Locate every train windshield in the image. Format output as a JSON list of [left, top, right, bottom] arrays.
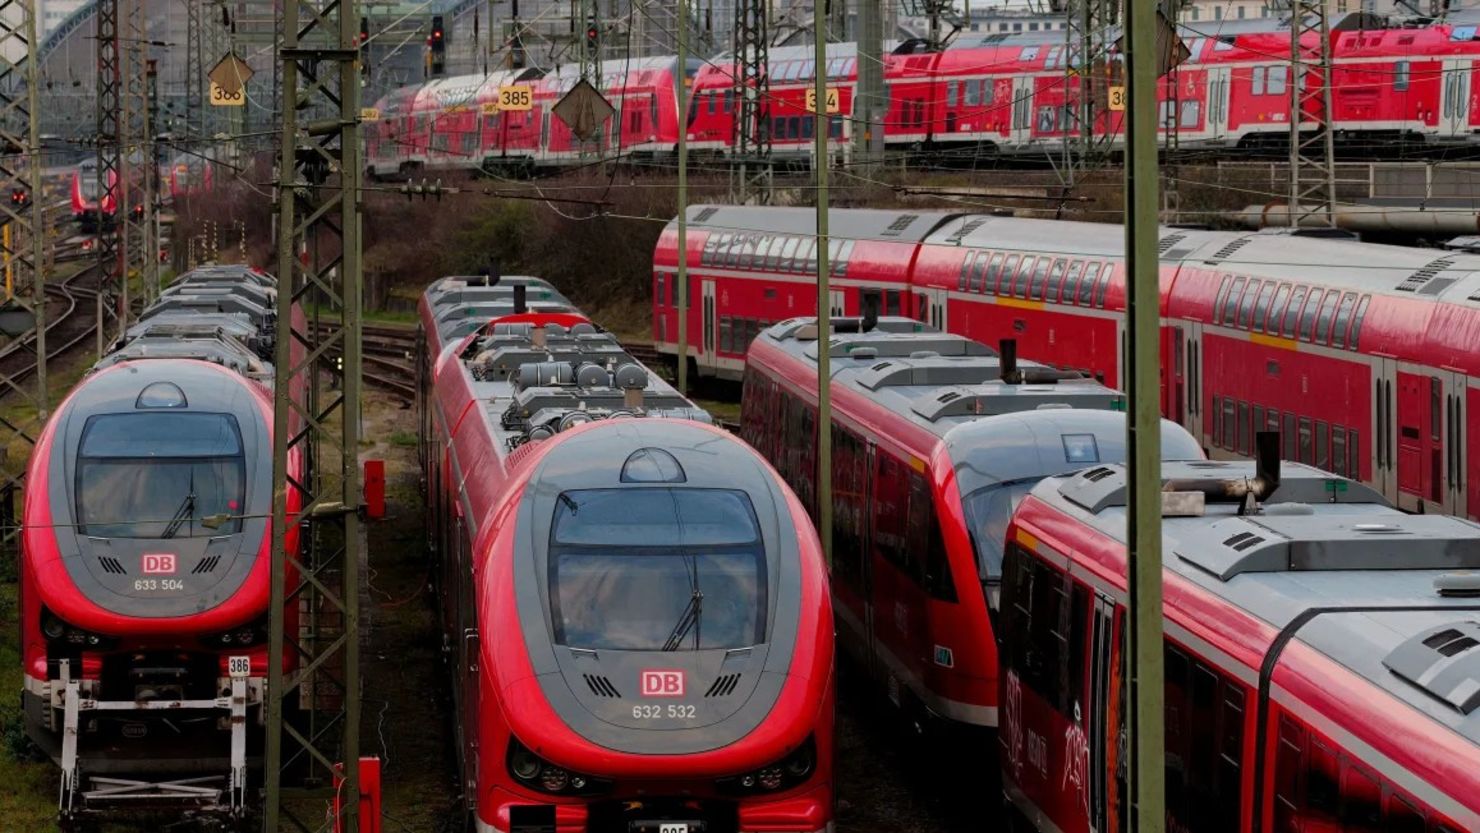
[[75, 413, 245, 538], [78, 170, 99, 200], [961, 479, 1037, 589], [549, 488, 767, 651]]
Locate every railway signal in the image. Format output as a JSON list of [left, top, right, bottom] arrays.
[[584, 19, 599, 57], [429, 14, 445, 76]]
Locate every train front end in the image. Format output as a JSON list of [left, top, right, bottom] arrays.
[[19, 358, 288, 818], [475, 419, 834, 833]]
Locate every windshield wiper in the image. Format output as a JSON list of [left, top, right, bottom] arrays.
[[160, 491, 196, 540], [662, 588, 703, 652]]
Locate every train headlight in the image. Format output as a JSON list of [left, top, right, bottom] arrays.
[[717, 736, 817, 795], [41, 611, 65, 639], [39, 608, 114, 649], [505, 738, 610, 796]]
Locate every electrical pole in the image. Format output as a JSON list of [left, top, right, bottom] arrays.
[[730, 0, 772, 204], [1289, 0, 1336, 227], [677, 0, 690, 396], [1124, 3, 1165, 833], [144, 58, 159, 301], [0, 0, 49, 552], [122, 0, 148, 307], [95, 0, 125, 354], [813, 5, 832, 566], [265, 0, 364, 826], [854, 0, 884, 170], [186, 0, 204, 139], [1063, 0, 1116, 179]]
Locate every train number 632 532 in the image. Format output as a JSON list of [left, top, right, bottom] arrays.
[[631, 704, 697, 720]]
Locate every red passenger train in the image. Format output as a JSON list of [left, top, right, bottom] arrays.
[[1000, 441, 1480, 833], [368, 14, 1480, 176], [655, 205, 1480, 522], [19, 264, 303, 824], [418, 291, 834, 832], [740, 316, 1201, 738]]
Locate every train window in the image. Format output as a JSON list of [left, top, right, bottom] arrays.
[[1000, 255, 1021, 296], [801, 117, 814, 139], [1062, 261, 1085, 304], [1236, 280, 1261, 329], [985, 253, 1006, 294], [1222, 399, 1236, 450], [1165, 647, 1192, 822], [1252, 282, 1277, 331], [1332, 427, 1347, 477], [724, 89, 734, 112], [798, 239, 816, 273], [1046, 259, 1068, 302], [1284, 413, 1298, 460], [1222, 277, 1247, 325], [656, 273, 665, 307], [1238, 401, 1251, 455], [981, 79, 995, 104], [1348, 295, 1370, 349], [947, 81, 959, 108], [1213, 275, 1234, 321], [965, 78, 982, 106], [1387, 796, 1425, 833], [1254, 405, 1265, 438], [1212, 395, 1222, 446], [969, 254, 990, 293], [707, 91, 716, 115], [961, 480, 1035, 585], [1330, 292, 1358, 348], [873, 453, 912, 577], [1080, 263, 1101, 305], [1268, 65, 1289, 96], [1299, 289, 1324, 341], [1267, 284, 1292, 333], [1432, 377, 1442, 440], [836, 240, 855, 277], [1094, 267, 1111, 307], [1029, 258, 1051, 299], [1395, 60, 1410, 92], [780, 237, 801, 271], [1274, 717, 1305, 833], [886, 290, 902, 315], [958, 253, 974, 291], [549, 488, 766, 651], [1341, 766, 1383, 832], [1299, 417, 1314, 464], [1265, 408, 1281, 434], [1316, 421, 1329, 469], [831, 428, 867, 591], [1308, 740, 1340, 822], [1180, 100, 1201, 129], [720, 316, 733, 353], [908, 473, 956, 602], [75, 412, 247, 538], [1215, 682, 1245, 833], [1251, 66, 1266, 96], [1314, 292, 1341, 343], [1013, 257, 1036, 298]]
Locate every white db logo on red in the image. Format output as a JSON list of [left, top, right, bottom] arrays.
[[640, 670, 685, 698], [142, 554, 176, 574]]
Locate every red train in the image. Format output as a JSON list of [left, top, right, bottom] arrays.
[[417, 284, 835, 832], [70, 157, 148, 231], [19, 264, 303, 824], [655, 205, 1480, 522], [740, 316, 1201, 739], [368, 15, 1480, 176], [1000, 439, 1480, 833]]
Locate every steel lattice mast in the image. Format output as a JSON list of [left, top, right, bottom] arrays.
[[0, 0, 49, 549], [264, 0, 364, 823], [1288, 0, 1336, 227], [1062, 0, 1117, 179], [729, 0, 771, 204], [121, 0, 149, 302], [95, 0, 125, 353], [185, 0, 204, 139]]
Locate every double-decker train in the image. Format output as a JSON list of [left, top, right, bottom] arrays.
[[1000, 439, 1480, 833], [654, 204, 1480, 523], [741, 316, 1202, 739], [19, 264, 303, 825], [367, 13, 1480, 177], [417, 282, 835, 832]]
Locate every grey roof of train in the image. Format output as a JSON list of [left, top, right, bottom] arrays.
[[1033, 460, 1480, 743], [683, 204, 963, 244]]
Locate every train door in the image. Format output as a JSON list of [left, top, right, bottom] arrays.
[[1183, 323, 1204, 447], [1442, 370, 1468, 516], [862, 441, 879, 678], [1205, 66, 1230, 143], [1373, 358, 1398, 505], [1443, 59, 1473, 139], [1011, 77, 1034, 146], [1087, 593, 1117, 833], [1394, 366, 1440, 512], [920, 287, 948, 330], [870, 449, 913, 706], [830, 288, 846, 318], [701, 279, 717, 364]]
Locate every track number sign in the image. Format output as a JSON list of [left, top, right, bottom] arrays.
[[209, 81, 245, 107], [498, 85, 533, 111], [805, 87, 842, 115], [228, 656, 251, 678], [1108, 86, 1126, 112]]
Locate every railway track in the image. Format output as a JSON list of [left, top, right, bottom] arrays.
[[0, 242, 102, 397]]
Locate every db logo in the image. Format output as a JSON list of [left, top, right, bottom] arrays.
[[640, 670, 685, 698], [142, 554, 176, 574]]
